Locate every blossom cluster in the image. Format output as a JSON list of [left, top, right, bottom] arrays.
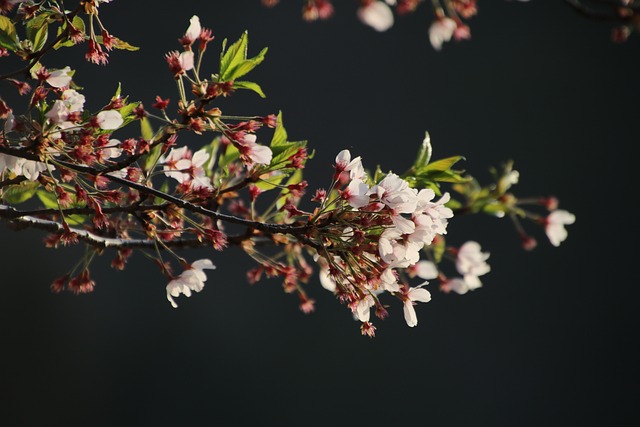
[[0, 2, 575, 337]]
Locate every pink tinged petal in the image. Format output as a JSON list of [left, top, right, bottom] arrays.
[[358, 1, 394, 32], [46, 66, 72, 88], [356, 297, 373, 322], [380, 268, 399, 292], [191, 149, 210, 168], [408, 287, 432, 303], [415, 261, 438, 280], [96, 110, 123, 130], [185, 15, 201, 41], [192, 259, 216, 270], [403, 301, 418, 327], [335, 149, 351, 166], [393, 214, 416, 234], [250, 144, 273, 165], [179, 51, 194, 71], [46, 100, 70, 125]]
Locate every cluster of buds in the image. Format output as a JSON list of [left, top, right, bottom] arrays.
[[1, 3, 575, 337]]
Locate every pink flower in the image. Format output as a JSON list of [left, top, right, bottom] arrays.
[[237, 134, 273, 165]]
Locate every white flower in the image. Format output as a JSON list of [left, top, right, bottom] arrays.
[[355, 295, 376, 322], [369, 172, 418, 213], [344, 179, 370, 209], [319, 266, 337, 292], [429, 17, 457, 51], [166, 259, 216, 308], [411, 260, 439, 280], [45, 100, 70, 126], [185, 15, 201, 42], [99, 139, 123, 161], [455, 241, 490, 291], [21, 160, 51, 181], [545, 209, 576, 247], [357, 1, 394, 32], [403, 284, 432, 327], [335, 149, 366, 181], [46, 66, 73, 88], [62, 89, 85, 113], [96, 110, 123, 130], [0, 153, 24, 175]]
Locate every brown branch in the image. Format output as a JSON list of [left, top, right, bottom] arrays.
[[1, 204, 284, 250]]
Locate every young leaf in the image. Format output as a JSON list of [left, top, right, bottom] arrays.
[[26, 14, 49, 52], [219, 31, 249, 81], [412, 131, 433, 171], [2, 181, 39, 204], [270, 111, 288, 148], [0, 15, 18, 50], [233, 81, 266, 98]]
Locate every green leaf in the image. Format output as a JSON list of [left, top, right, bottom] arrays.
[[36, 188, 57, 209], [412, 131, 433, 171], [112, 37, 139, 51], [140, 116, 154, 141], [0, 15, 18, 50], [224, 47, 268, 81], [421, 156, 465, 173], [233, 80, 266, 98], [270, 111, 288, 148], [219, 31, 249, 81], [2, 181, 39, 204], [26, 14, 49, 52], [270, 141, 306, 166], [255, 171, 287, 191]]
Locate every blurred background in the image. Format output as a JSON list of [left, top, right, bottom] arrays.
[[1, 1, 638, 425]]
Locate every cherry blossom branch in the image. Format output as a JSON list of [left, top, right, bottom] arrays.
[[0, 203, 278, 249], [0, 4, 84, 81], [0, 146, 312, 237]]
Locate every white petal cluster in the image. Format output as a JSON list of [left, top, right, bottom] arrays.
[[166, 259, 216, 308], [160, 147, 214, 190], [429, 18, 457, 51], [545, 210, 576, 247], [322, 149, 456, 328]]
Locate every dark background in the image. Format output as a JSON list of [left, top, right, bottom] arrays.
[[1, 1, 638, 426]]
